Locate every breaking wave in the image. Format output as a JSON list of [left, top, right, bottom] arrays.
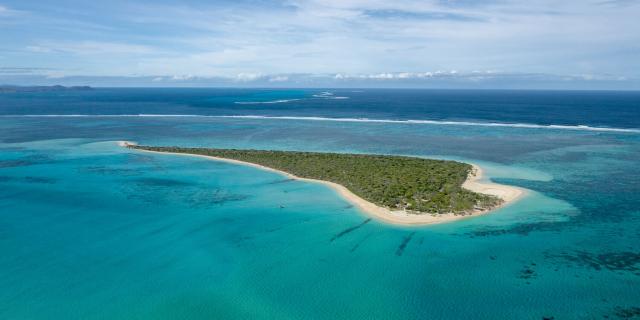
[[312, 92, 349, 99], [2, 114, 639, 133], [234, 99, 301, 104]]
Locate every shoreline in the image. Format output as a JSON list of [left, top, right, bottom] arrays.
[[118, 141, 526, 226]]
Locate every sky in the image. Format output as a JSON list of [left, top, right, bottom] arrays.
[[1, 0, 639, 89]]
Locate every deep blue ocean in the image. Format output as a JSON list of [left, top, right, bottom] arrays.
[[1, 88, 639, 319]]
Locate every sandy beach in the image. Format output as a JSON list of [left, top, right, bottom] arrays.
[[119, 141, 525, 225]]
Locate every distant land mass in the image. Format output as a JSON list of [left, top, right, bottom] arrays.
[[0, 85, 92, 93]]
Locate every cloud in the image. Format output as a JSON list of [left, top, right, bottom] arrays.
[[332, 70, 468, 80], [123, 0, 638, 77], [26, 41, 157, 55], [269, 75, 289, 82], [1, 71, 637, 90], [0, 0, 638, 85], [171, 74, 195, 81], [362, 9, 484, 22], [596, 0, 640, 7], [0, 5, 12, 15], [0, 4, 24, 18], [235, 73, 263, 81], [0, 67, 53, 75], [25, 46, 53, 53]]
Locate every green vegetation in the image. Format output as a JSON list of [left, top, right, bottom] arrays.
[[130, 145, 502, 215]]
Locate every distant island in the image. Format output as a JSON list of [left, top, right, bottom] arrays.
[[123, 142, 524, 224], [0, 85, 93, 93]]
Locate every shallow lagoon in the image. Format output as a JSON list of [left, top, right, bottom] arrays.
[[1, 89, 639, 319]]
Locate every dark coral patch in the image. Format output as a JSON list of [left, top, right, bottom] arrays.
[[546, 250, 640, 272], [330, 218, 371, 242], [395, 232, 416, 256], [135, 177, 195, 187]]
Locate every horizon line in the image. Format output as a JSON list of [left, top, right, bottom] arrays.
[[2, 84, 640, 92]]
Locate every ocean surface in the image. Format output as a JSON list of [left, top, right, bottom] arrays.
[[0, 88, 639, 319]]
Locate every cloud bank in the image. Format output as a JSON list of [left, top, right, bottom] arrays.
[[2, 71, 637, 90], [0, 0, 638, 88]]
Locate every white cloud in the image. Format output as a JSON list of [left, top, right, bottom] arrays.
[[331, 71, 475, 80], [0, 4, 29, 18], [0, 5, 12, 15], [2, 71, 637, 89], [26, 46, 52, 53], [5, 1, 638, 80], [235, 73, 263, 81], [269, 75, 289, 82], [127, 0, 638, 77], [27, 41, 157, 55], [171, 74, 195, 81], [0, 4, 21, 17]]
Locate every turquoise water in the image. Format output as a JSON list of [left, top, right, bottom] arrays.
[[1, 89, 640, 319]]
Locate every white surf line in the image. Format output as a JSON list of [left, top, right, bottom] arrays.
[[234, 99, 302, 104], [2, 114, 639, 133]]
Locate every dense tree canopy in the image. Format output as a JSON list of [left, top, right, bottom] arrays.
[[131, 145, 502, 215]]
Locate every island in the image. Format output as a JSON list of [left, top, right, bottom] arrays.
[[122, 142, 524, 225]]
